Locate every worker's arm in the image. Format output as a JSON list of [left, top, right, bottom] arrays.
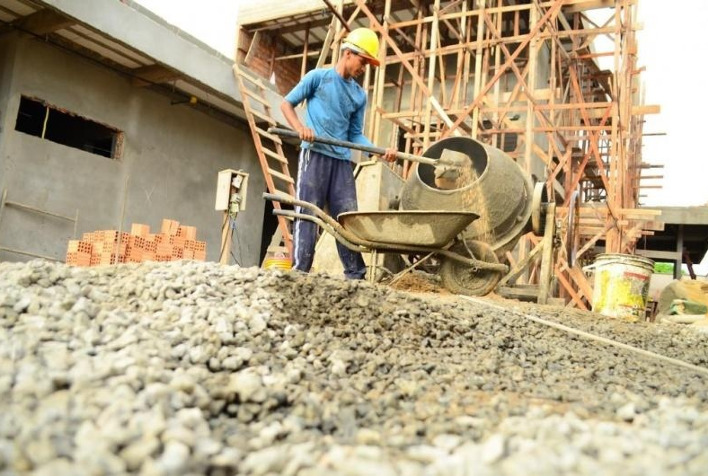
[[280, 100, 314, 143]]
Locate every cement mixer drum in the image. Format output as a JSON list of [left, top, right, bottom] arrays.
[[399, 137, 534, 257]]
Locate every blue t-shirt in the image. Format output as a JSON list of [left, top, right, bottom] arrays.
[[284, 68, 375, 161]]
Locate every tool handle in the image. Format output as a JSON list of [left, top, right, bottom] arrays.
[[268, 127, 439, 166]]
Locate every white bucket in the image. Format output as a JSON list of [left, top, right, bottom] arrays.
[[591, 253, 654, 322]]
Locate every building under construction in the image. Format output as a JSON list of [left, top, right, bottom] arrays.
[[234, 0, 667, 308]]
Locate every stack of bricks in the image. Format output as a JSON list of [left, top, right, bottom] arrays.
[[65, 219, 206, 267]]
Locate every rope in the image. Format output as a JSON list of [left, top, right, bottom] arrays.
[[460, 296, 708, 378]]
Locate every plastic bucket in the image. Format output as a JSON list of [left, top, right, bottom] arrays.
[[591, 253, 654, 322], [262, 246, 292, 271], [263, 257, 292, 270]]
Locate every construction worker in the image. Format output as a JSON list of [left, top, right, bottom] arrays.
[[281, 27, 397, 279]]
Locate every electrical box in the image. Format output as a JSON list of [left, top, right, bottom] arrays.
[[215, 169, 249, 213]]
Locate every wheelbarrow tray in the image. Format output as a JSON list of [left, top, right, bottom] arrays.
[[337, 210, 479, 247]]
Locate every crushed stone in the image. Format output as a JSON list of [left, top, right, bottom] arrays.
[[1, 259, 707, 475]]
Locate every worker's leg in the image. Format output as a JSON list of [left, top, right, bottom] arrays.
[[328, 159, 367, 280], [293, 149, 330, 272]]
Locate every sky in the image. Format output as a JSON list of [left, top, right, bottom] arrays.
[[634, 0, 708, 207], [134, 0, 708, 208], [135, 0, 239, 58]]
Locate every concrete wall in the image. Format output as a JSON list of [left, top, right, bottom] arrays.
[[0, 34, 266, 266]]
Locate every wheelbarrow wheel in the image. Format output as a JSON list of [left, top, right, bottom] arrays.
[[440, 240, 501, 296]]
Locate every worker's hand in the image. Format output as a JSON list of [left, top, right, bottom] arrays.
[[381, 147, 398, 163], [297, 127, 315, 143]]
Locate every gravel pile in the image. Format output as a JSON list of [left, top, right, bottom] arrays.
[[1, 259, 707, 475]]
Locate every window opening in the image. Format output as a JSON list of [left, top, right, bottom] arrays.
[[15, 96, 122, 159]]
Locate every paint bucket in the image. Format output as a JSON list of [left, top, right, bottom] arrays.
[[262, 246, 292, 271], [263, 257, 292, 270], [591, 253, 654, 322]]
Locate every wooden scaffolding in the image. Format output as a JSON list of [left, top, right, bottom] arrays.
[[235, 0, 662, 308]]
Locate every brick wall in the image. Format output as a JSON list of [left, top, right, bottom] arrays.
[[237, 29, 305, 95]]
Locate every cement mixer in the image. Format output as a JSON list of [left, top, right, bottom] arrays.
[[397, 136, 538, 295]]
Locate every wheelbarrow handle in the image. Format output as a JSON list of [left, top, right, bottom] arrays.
[[268, 127, 441, 166]]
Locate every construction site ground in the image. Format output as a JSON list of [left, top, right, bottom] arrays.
[[1, 259, 707, 475]]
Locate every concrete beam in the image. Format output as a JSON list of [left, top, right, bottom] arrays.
[[35, 0, 238, 98], [16, 8, 75, 35], [131, 64, 181, 87], [655, 207, 708, 226], [31, 0, 293, 127], [635, 249, 680, 261]]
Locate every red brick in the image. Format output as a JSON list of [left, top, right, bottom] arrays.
[[72, 253, 90, 267], [78, 242, 93, 254], [155, 234, 175, 245], [177, 225, 197, 241], [173, 236, 186, 249], [67, 240, 80, 253], [93, 241, 108, 254], [102, 230, 118, 242], [99, 253, 116, 265], [130, 223, 150, 237], [160, 219, 180, 236]]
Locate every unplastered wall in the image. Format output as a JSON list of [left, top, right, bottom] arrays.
[[0, 34, 265, 266], [237, 28, 302, 95]]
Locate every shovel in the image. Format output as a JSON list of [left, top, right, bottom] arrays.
[[267, 127, 469, 171]]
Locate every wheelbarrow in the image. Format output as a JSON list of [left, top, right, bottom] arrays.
[[263, 192, 509, 296]]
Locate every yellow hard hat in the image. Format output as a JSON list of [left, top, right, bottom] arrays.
[[342, 27, 380, 66]]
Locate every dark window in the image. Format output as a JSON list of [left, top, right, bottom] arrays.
[[15, 96, 121, 159], [502, 133, 518, 153], [480, 119, 518, 153], [15, 96, 45, 136]]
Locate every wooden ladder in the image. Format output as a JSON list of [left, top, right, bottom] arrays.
[[233, 66, 296, 256]]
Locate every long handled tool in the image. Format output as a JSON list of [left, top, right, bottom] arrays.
[[268, 127, 465, 168]]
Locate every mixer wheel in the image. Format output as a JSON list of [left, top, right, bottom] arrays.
[[440, 240, 501, 296]]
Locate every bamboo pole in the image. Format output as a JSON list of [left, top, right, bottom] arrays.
[[606, 2, 622, 252], [492, 0, 502, 149], [471, 2, 486, 139], [370, 0, 391, 145], [423, 0, 440, 149], [301, 25, 310, 78]]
